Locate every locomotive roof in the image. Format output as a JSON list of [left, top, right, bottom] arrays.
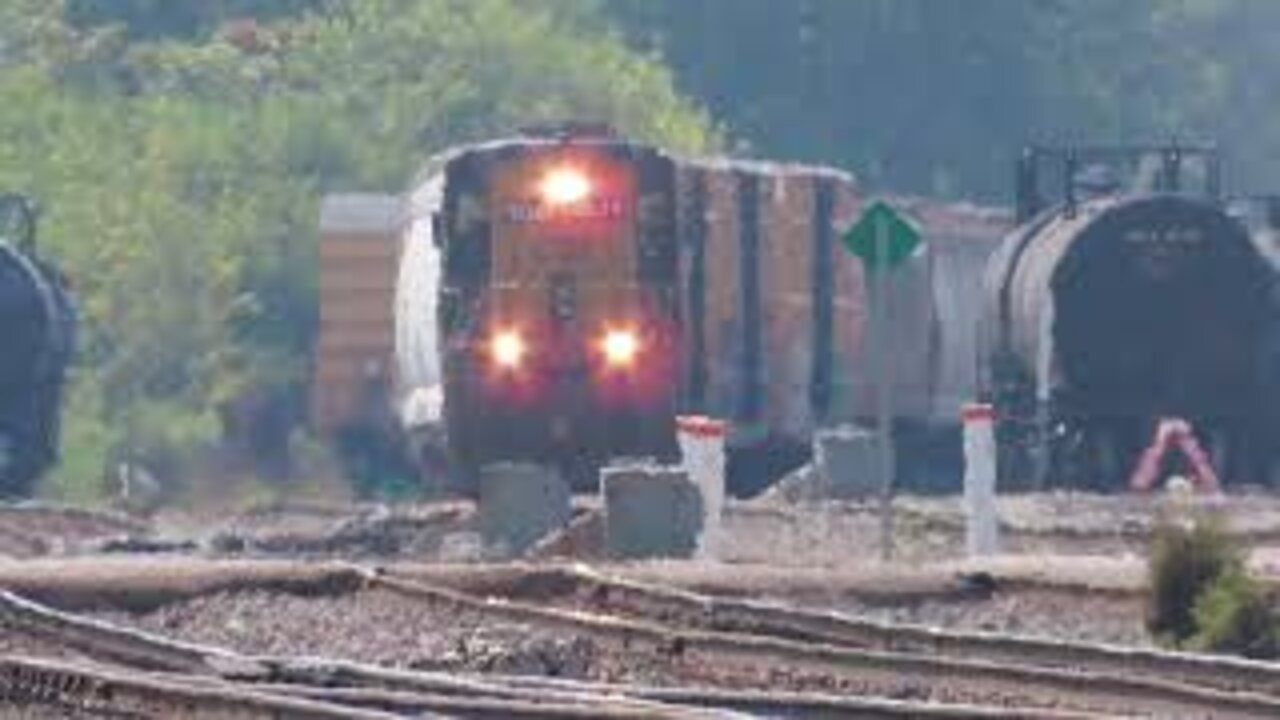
[[407, 135, 856, 194], [678, 154, 855, 183]]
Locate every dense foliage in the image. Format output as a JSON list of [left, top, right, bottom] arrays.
[[606, 0, 1280, 198], [0, 0, 714, 500], [2, 0, 1277, 500]]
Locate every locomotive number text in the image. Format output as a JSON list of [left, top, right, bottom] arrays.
[[505, 198, 626, 224]]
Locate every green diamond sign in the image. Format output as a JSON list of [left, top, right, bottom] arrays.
[[841, 200, 922, 270]]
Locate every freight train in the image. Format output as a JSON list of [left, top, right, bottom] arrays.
[[981, 145, 1280, 489], [313, 125, 947, 495], [313, 134, 1277, 496], [0, 194, 75, 497]]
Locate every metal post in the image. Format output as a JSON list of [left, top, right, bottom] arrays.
[[873, 213, 895, 562]]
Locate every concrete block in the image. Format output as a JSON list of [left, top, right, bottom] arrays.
[[813, 425, 883, 499], [477, 463, 572, 556], [602, 463, 703, 560]]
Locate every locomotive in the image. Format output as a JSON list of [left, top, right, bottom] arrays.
[[360, 125, 942, 494], [0, 194, 75, 497], [981, 145, 1279, 489], [409, 126, 682, 488]]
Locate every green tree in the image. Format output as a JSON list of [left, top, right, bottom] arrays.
[[0, 0, 716, 501], [605, 0, 1280, 198]]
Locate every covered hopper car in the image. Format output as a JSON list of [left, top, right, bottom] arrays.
[[981, 145, 1280, 489]]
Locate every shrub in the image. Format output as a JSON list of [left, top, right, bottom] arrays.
[[1146, 515, 1245, 645], [1190, 570, 1280, 660]]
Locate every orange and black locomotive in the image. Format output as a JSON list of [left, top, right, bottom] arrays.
[[427, 126, 681, 486]]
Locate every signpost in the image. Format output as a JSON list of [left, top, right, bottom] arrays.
[[841, 200, 923, 561]]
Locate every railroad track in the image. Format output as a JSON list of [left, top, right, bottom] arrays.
[[0, 655, 395, 719], [0, 587, 1089, 718], [4, 561, 1280, 717], [431, 563, 1280, 697], [0, 503, 144, 558], [364, 570, 1280, 718]]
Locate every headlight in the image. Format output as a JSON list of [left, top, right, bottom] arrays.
[[490, 330, 526, 369], [540, 167, 591, 205], [601, 328, 640, 368]]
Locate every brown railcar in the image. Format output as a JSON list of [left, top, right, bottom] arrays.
[[312, 194, 402, 437]]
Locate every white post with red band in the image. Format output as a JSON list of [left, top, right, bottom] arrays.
[[962, 403, 999, 556], [677, 415, 727, 559]]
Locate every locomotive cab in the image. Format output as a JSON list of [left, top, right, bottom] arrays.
[[432, 133, 681, 490]]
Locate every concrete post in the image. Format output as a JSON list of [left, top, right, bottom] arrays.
[[677, 416, 727, 558], [963, 403, 999, 556]]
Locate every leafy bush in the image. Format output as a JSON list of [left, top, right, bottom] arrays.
[[1190, 569, 1280, 660], [1147, 515, 1245, 645], [1147, 514, 1280, 659]]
